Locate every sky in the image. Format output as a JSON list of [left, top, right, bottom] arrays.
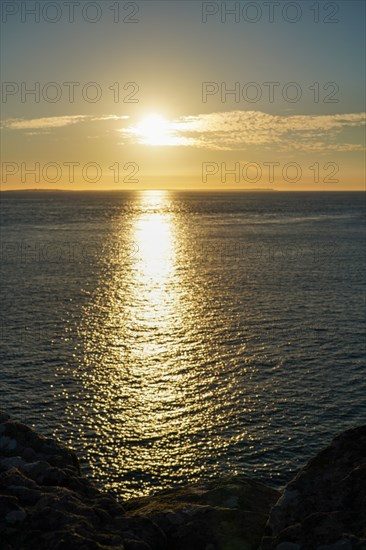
[[1, 0, 365, 190]]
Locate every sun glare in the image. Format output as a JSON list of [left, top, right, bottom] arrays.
[[136, 114, 171, 146], [122, 113, 190, 147]]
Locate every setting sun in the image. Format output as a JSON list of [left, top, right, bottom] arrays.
[[135, 114, 171, 146], [121, 113, 191, 148]]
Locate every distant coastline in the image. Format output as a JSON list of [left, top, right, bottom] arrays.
[[1, 187, 277, 193], [1, 188, 365, 193]]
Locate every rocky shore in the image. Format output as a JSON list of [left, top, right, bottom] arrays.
[[0, 411, 365, 550]]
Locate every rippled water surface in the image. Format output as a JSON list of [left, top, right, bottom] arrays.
[[1, 191, 365, 498]]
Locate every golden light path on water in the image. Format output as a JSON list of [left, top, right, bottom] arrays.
[[69, 190, 253, 497], [119, 190, 186, 441]]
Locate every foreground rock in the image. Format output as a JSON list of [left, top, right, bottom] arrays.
[[0, 411, 166, 549], [0, 411, 278, 549], [126, 476, 279, 550], [1, 410, 365, 550], [260, 426, 366, 550]]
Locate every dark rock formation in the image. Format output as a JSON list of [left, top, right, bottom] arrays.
[[0, 411, 166, 550], [0, 411, 278, 549], [126, 476, 279, 550], [1, 410, 364, 550], [260, 426, 366, 550]]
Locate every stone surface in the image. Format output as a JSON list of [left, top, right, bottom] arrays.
[[1, 411, 364, 550], [0, 411, 278, 550], [260, 426, 366, 550], [125, 476, 279, 550], [0, 412, 166, 550]]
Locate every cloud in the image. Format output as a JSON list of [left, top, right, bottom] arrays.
[[3, 111, 364, 153], [3, 115, 88, 130], [1, 114, 129, 130], [120, 110, 366, 152], [25, 131, 52, 136]]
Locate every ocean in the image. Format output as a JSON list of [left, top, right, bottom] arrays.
[[0, 191, 365, 498]]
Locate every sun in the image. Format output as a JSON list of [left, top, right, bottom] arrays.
[[121, 112, 190, 147], [136, 114, 171, 146]]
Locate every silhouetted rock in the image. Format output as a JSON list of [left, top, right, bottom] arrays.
[[0, 412, 278, 549], [0, 412, 166, 550], [260, 426, 366, 550], [1, 411, 364, 550], [125, 476, 279, 549]]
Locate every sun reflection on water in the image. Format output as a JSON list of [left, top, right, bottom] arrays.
[[71, 190, 242, 497], [131, 190, 177, 326]]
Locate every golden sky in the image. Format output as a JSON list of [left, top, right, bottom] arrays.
[[1, 1, 365, 191]]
